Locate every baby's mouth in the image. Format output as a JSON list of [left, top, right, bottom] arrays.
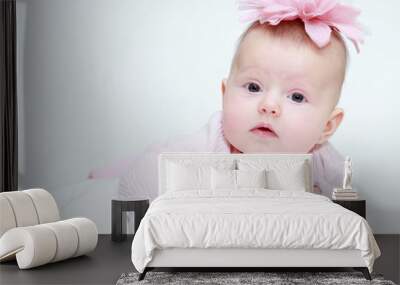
[[250, 123, 278, 139]]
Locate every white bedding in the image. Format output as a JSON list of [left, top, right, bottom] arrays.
[[131, 190, 380, 273]]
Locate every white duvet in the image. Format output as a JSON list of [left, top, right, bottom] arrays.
[[131, 190, 380, 273]]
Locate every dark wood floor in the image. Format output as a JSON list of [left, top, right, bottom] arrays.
[[0, 235, 398, 285], [374, 234, 400, 284]]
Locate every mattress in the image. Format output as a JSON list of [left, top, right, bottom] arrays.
[[131, 189, 380, 273]]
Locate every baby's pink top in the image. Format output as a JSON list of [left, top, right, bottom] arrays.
[[89, 111, 344, 201]]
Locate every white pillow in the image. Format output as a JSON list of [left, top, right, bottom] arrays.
[[211, 168, 268, 190], [238, 159, 309, 191], [267, 162, 307, 191], [166, 162, 211, 191], [211, 168, 236, 190], [236, 169, 268, 189]]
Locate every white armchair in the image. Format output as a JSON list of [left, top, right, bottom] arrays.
[[0, 188, 98, 269]]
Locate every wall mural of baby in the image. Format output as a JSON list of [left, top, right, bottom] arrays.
[[88, 0, 364, 201]]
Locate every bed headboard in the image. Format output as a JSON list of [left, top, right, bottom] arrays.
[[158, 152, 313, 194]]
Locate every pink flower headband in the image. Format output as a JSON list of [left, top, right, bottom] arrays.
[[238, 0, 365, 52]]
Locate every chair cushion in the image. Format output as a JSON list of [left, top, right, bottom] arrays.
[[0, 189, 60, 237], [0, 218, 98, 269], [24, 189, 60, 223], [0, 196, 16, 237]]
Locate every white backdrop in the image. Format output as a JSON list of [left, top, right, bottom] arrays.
[[16, 0, 400, 233]]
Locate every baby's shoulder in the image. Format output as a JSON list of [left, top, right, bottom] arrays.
[[312, 142, 342, 159]]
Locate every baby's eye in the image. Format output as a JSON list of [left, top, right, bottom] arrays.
[[288, 92, 307, 103], [246, 82, 261, 93]]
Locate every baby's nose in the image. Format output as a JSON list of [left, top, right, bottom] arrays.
[[258, 102, 281, 117]]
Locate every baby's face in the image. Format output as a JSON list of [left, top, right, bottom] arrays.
[[222, 28, 345, 153]]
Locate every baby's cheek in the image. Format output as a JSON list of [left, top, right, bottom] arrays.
[[222, 107, 249, 148], [283, 118, 323, 151], [223, 98, 245, 127], [223, 112, 242, 137]]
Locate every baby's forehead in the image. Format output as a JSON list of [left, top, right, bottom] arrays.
[[232, 26, 347, 86], [233, 24, 347, 72]]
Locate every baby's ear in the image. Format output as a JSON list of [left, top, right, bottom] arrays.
[[221, 78, 227, 96], [317, 108, 344, 145]]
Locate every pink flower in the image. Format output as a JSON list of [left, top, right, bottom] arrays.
[[238, 0, 364, 52]]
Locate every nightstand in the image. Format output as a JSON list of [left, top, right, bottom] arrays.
[[111, 199, 149, 241], [332, 199, 366, 219]]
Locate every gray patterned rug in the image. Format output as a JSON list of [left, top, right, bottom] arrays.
[[116, 271, 396, 285]]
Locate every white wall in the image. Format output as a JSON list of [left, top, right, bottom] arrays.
[[16, 0, 400, 233]]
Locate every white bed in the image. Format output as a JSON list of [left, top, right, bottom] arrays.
[[131, 153, 381, 280]]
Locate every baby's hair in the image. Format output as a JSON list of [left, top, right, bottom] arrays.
[[229, 19, 349, 80]]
